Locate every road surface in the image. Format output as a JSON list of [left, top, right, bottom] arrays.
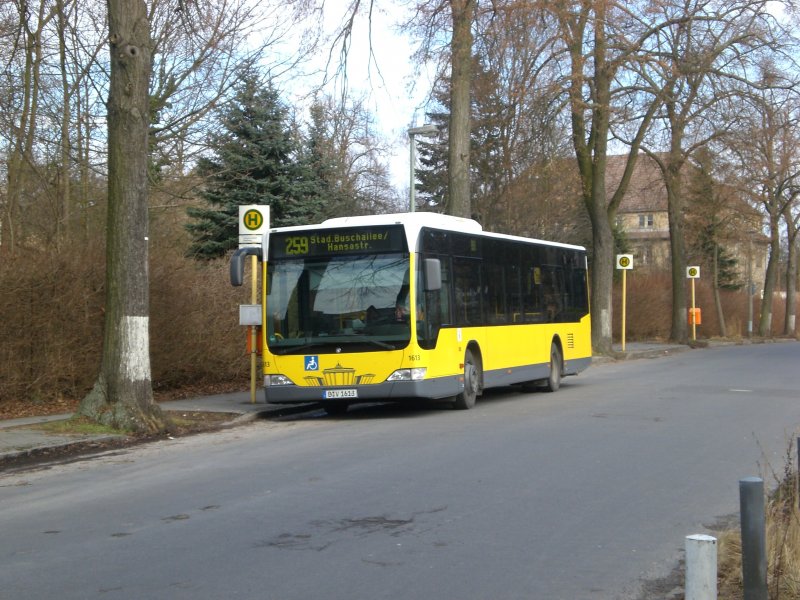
[[1, 342, 798, 599]]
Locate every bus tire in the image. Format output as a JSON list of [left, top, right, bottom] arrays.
[[544, 341, 562, 393], [453, 349, 480, 410]]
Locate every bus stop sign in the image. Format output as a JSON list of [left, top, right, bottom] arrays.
[[239, 205, 269, 248], [616, 254, 633, 270]]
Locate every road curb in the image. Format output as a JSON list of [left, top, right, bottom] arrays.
[[0, 403, 324, 468]]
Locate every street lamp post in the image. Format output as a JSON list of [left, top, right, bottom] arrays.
[[408, 124, 439, 212]]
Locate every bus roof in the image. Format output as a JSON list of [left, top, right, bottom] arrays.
[[268, 212, 585, 252]]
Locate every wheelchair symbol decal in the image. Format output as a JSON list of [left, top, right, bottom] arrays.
[[304, 356, 319, 371]]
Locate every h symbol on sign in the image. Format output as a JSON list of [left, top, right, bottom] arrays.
[[246, 212, 261, 228]]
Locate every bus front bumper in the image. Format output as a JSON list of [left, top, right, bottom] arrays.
[[264, 375, 462, 405]]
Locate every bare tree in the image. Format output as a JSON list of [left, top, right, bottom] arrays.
[[55, 0, 72, 241], [632, 0, 787, 343], [546, 0, 666, 353], [444, 0, 475, 218], [148, 0, 307, 173], [1, 0, 55, 253], [325, 0, 476, 217], [730, 81, 800, 336], [784, 199, 798, 335], [77, 0, 166, 432], [469, 3, 575, 236], [307, 92, 398, 215]]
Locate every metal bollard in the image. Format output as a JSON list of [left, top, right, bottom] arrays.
[[740, 477, 767, 600], [685, 534, 717, 600]]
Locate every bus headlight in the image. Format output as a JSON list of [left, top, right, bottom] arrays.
[[265, 374, 294, 386], [387, 368, 427, 382]]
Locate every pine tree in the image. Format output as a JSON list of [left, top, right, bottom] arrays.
[[685, 152, 741, 290], [186, 73, 324, 259]]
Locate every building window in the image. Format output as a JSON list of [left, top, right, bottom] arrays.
[[639, 214, 654, 228], [634, 246, 654, 266]]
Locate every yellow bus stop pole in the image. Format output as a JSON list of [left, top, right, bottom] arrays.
[[691, 277, 697, 342], [250, 254, 258, 404], [621, 269, 627, 352]]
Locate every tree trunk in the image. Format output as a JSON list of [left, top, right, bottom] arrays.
[[588, 195, 615, 354], [77, 0, 166, 433], [712, 242, 727, 337], [665, 166, 688, 343], [783, 210, 797, 336], [56, 0, 72, 241], [4, 2, 38, 253], [445, 0, 474, 219], [758, 210, 780, 337]]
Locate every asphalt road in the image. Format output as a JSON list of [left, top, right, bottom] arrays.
[[1, 342, 798, 600]]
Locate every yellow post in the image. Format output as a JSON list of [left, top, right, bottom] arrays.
[[621, 269, 627, 352], [691, 277, 697, 342], [250, 254, 258, 404]]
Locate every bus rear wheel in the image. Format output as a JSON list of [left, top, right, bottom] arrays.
[[544, 342, 562, 393], [453, 349, 480, 410]]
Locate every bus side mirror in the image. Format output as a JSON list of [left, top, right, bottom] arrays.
[[423, 258, 441, 291], [230, 247, 262, 287]]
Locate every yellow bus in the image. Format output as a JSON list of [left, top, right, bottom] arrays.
[[231, 212, 592, 414]]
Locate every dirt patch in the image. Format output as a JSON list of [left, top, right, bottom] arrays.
[[0, 382, 247, 421], [0, 396, 81, 421], [0, 410, 242, 473]]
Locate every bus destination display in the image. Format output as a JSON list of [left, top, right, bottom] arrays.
[[271, 226, 407, 259]]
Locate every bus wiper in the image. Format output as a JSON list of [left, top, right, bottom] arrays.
[[272, 339, 398, 354], [354, 339, 395, 350], [272, 343, 327, 355]]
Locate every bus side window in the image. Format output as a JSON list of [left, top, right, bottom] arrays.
[[485, 241, 509, 324], [437, 258, 452, 326], [453, 257, 481, 325], [541, 266, 566, 322], [417, 255, 449, 349]]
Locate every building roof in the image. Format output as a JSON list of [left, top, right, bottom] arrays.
[[607, 153, 669, 213]]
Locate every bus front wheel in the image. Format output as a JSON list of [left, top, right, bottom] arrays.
[[453, 349, 480, 410], [544, 342, 562, 393]]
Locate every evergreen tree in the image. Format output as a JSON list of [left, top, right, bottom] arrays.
[[186, 73, 325, 259], [685, 152, 741, 290]]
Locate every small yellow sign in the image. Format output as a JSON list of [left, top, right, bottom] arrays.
[[687, 266, 700, 279], [616, 254, 633, 270]]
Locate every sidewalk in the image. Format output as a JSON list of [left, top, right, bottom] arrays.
[[0, 342, 697, 465], [0, 392, 315, 464], [594, 340, 691, 364]]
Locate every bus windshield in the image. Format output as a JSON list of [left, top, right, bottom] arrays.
[[266, 253, 411, 353]]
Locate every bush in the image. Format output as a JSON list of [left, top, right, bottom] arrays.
[[0, 239, 248, 410], [612, 271, 798, 341], [1, 248, 797, 411]]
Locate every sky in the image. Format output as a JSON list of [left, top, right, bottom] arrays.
[[274, 1, 438, 195]]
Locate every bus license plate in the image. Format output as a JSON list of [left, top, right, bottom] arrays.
[[324, 389, 357, 399]]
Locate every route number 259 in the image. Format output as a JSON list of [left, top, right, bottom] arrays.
[[285, 236, 309, 255]]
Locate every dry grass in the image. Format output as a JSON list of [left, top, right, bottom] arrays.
[[717, 445, 800, 599]]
